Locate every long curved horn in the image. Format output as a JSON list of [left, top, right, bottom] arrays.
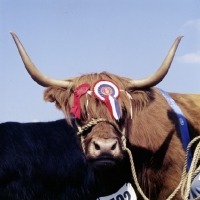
[[127, 35, 183, 91], [10, 31, 72, 88]]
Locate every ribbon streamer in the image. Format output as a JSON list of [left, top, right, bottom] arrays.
[[70, 83, 90, 119], [104, 95, 121, 120]]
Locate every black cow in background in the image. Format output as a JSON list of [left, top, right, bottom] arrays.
[[0, 119, 134, 200], [0, 119, 96, 200]]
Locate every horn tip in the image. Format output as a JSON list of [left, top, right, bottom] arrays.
[[10, 31, 18, 39], [10, 31, 15, 37], [177, 35, 184, 40], [175, 35, 184, 44]]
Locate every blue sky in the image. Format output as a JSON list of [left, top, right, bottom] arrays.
[[0, 0, 200, 123]]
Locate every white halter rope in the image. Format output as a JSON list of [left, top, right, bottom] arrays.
[[76, 118, 149, 200]]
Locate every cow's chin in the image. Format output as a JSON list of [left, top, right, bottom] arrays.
[[89, 157, 121, 171]]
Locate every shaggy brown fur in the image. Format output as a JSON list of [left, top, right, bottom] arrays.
[[44, 71, 200, 199], [44, 72, 132, 127]]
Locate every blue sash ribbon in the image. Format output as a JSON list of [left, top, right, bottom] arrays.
[[157, 88, 192, 171]]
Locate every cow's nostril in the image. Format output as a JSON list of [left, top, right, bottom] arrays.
[[111, 142, 117, 150], [94, 142, 100, 150]]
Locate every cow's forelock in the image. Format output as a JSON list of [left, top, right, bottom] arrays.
[[44, 72, 133, 126]]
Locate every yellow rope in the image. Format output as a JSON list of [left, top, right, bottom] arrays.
[[123, 135, 200, 200], [77, 118, 107, 135], [126, 148, 146, 197], [180, 136, 200, 200], [77, 118, 200, 200], [77, 118, 150, 199], [165, 136, 200, 200]]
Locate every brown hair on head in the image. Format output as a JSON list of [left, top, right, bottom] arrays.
[[44, 71, 133, 127]]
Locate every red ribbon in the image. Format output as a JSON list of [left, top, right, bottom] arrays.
[[104, 95, 114, 119], [70, 83, 90, 119]]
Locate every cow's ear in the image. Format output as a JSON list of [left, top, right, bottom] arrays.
[[43, 87, 62, 109], [44, 87, 55, 102]]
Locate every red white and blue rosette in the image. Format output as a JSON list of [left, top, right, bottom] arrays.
[[93, 80, 121, 120]]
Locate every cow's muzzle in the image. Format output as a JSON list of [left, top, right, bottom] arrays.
[[87, 138, 123, 170]]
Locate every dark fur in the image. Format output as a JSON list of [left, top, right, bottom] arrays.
[[0, 119, 96, 200]]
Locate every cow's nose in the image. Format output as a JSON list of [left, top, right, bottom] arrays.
[[92, 138, 119, 156]]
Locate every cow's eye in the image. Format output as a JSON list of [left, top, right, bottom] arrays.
[[81, 131, 88, 137], [81, 129, 90, 137]]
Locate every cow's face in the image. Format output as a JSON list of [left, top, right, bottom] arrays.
[[83, 122, 124, 170]]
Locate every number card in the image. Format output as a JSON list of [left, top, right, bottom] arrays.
[[97, 183, 137, 200]]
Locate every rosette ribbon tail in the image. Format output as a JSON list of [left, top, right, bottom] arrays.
[[104, 95, 120, 120], [70, 83, 90, 119], [70, 94, 81, 119]]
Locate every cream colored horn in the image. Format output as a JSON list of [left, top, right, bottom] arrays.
[[127, 35, 183, 91], [10, 31, 71, 88]]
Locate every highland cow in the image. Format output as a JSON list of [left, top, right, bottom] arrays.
[[10, 32, 200, 199]]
